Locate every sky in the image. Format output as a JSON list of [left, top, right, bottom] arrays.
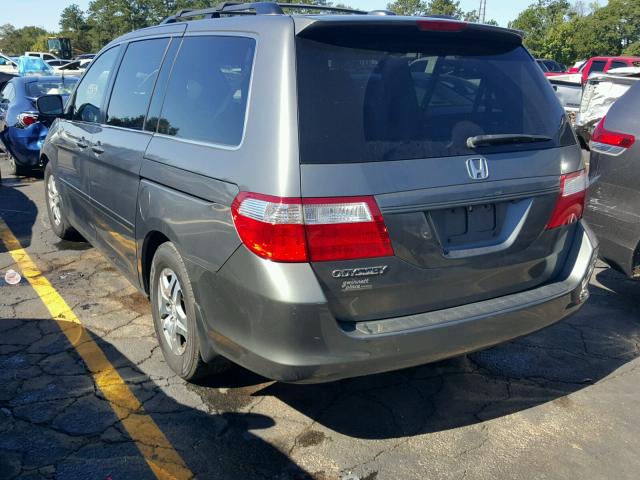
[[9, 0, 533, 31]]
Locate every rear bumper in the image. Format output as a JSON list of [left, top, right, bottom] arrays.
[[194, 222, 597, 383], [2, 125, 47, 167]]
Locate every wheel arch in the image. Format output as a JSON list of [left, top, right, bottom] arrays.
[[140, 230, 171, 296]]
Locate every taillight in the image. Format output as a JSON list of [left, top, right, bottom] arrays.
[[546, 170, 588, 230], [590, 115, 635, 156], [16, 112, 38, 128], [417, 20, 467, 32], [231, 193, 394, 263]]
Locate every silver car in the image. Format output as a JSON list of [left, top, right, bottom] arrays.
[[36, 2, 597, 383]]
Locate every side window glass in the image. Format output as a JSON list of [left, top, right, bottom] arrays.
[[106, 38, 169, 130], [590, 61, 606, 73], [611, 61, 627, 70], [144, 39, 180, 133], [70, 46, 120, 123], [157, 36, 256, 146], [0, 84, 14, 103]]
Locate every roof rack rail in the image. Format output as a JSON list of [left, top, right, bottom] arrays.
[[161, 2, 367, 24]]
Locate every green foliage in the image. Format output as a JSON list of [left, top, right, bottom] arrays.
[[386, 0, 427, 16], [624, 41, 640, 56], [427, 0, 463, 18], [387, 0, 497, 23], [59, 4, 86, 33], [510, 0, 640, 65], [0, 24, 49, 55]]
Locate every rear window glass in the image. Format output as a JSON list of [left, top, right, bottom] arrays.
[[296, 32, 572, 164], [27, 79, 77, 97]]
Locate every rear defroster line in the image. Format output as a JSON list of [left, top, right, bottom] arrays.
[[0, 217, 194, 480]]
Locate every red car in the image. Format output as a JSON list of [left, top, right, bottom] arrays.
[[579, 56, 640, 84]]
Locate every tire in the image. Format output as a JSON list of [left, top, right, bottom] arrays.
[[8, 153, 30, 177], [150, 242, 225, 381], [44, 162, 78, 240]]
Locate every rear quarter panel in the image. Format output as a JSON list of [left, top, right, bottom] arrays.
[[136, 159, 241, 292]]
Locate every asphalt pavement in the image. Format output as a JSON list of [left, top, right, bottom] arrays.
[[1, 157, 639, 480]]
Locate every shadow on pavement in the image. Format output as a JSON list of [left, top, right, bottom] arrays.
[[0, 318, 313, 479], [202, 271, 640, 441], [0, 178, 38, 251]]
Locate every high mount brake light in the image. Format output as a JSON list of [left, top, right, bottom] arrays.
[[590, 115, 635, 156], [417, 20, 468, 32], [546, 170, 588, 230], [231, 193, 394, 263]]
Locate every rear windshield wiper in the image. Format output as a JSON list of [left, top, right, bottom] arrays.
[[466, 134, 553, 148]]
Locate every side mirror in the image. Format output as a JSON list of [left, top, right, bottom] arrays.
[[36, 94, 64, 117]]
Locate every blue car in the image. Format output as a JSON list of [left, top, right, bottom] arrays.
[[0, 75, 77, 175]]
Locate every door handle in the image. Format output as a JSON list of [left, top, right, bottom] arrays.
[[76, 137, 88, 149], [91, 142, 104, 155]]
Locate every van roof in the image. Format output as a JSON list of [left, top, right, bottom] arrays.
[[108, 8, 522, 50]]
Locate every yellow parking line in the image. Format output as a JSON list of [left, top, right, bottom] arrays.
[[0, 218, 193, 480]]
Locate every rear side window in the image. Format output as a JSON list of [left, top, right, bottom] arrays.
[[0, 83, 15, 103], [157, 35, 256, 146], [590, 60, 607, 73], [26, 79, 77, 97], [610, 61, 628, 70], [296, 30, 570, 164], [106, 38, 169, 130]]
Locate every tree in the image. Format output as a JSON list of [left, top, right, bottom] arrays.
[[387, 0, 495, 22], [509, 0, 572, 57], [387, 0, 427, 16], [426, 0, 463, 18], [59, 4, 87, 33], [625, 41, 640, 56], [0, 25, 49, 55]]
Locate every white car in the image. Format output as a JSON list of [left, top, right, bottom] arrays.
[[25, 51, 61, 62], [48, 60, 87, 76], [0, 53, 17, 74]]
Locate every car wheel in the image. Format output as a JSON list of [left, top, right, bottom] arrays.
[[8, 153, 30, 177], [44, 163, 78, 240], [150, 242, 226, 381]]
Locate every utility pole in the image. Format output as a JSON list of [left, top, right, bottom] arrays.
[[479, 0, 487, 23]]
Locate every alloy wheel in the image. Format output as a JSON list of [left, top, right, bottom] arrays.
[[157, 268, 188, 356]]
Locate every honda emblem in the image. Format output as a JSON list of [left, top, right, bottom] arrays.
[[466, 157, 489, 180]]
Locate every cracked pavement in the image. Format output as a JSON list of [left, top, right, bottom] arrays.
[[1, 158, 640, 479]]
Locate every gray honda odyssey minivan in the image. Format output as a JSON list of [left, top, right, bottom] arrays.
[[37, 2, 598, 383]]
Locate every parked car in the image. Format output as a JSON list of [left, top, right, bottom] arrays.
[[48, 59, 87, 76], [575, 69, 640, 148], [568, 60, 586, 73], [25, 51, 62, 62], [0, 53, 18, 73], [37, 4, 597, 383], [536, 58, 566, 76], [586, 82, 640, 279], [74, 53, 96, 61], [0, 75, 77, 175], [579, 56, 640, 84], [46, 59, 70, 67], [0, 72, 16, 91]]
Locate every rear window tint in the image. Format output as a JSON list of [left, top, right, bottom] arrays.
[[157, 36, 255, 146], [296, 33, 572, 164], [26, 79, 77, 97]]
